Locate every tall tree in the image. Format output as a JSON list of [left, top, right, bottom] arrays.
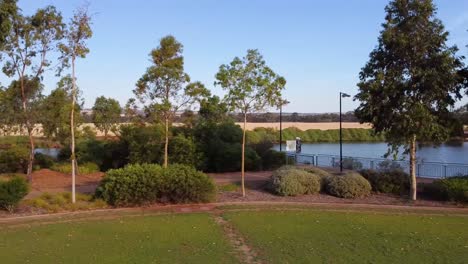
[[1, 3, 64, 180], [59, 6, 92, 203], [92, 96, 121, 138], [134, 35, 209, 168], [215, 49, 286, 197], [355, 0, 468, 200]]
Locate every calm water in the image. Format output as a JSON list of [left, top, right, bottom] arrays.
[[274, 142, 468, 164]]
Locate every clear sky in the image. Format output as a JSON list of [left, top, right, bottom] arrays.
[[12, 0, 468, 113]]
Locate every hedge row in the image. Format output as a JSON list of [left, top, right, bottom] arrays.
[[95, 164, 216, 206]]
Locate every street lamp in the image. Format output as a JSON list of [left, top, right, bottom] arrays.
[[279, 99, 289, 152], [340, 92, 351, 172]]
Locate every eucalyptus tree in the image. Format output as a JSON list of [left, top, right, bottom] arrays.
[[215, 49, 286, 197], [134, 35, 209, 168], [92, 96, 121, 138], [1, 3, 64, 179], [355, 0, 468, 200], [59, 6, 92, 203]]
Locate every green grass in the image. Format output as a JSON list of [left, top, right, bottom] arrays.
[[0, 213, 238, 264], [23, 192, 107, 213], [224, 210, 468, 264]]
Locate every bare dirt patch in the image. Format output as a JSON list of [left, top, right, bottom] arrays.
[[28, 169, 104, 198]]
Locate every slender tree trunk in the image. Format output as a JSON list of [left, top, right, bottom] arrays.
[[71, 57, 77, 204], [164, 116, 169, 168], [409, 134, 417, 201], [20, 77, 35, 182], [241, 113, 247, 197]]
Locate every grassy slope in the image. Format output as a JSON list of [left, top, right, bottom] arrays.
[[224, 210, 468, 264], [0, 213, 238, 264]]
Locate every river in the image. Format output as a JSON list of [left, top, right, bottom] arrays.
[[274, 142, 468, 164]]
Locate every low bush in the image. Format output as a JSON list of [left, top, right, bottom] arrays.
[[0, 175, 29, 212], [25, 192, 107, 213], [161, 164, 216, 203], [261, 149, 286, 170], [325, 172, 371, 198], [34, 153, 55, 169], [300, 166, 332, 188], [0, 146, 29, 173], [426, 176, 468, 203], [95, 164, 215, 206], [270, 166, 321, 196], [360, 169, 409, 194], [51, 162, 100, 174]]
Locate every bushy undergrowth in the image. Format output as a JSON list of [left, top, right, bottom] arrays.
[[360, 169, 410, 194], [0, 175, 29, 212], [34, 153, 55, 169], [95, 164, 215, 206], [0, 146, 29, 173], [51, 162, 100, 174], [25, 192, 107, 213], [424, 176, 468, 203], [270, 166, 321, 196], [325, 172, 371, 198]]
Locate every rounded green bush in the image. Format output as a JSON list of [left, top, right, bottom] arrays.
[[0, 175, 29, 212], [0, 146, 29, 173], [360, 169, 409, 194], [95, 163, 215, 206], [270, 166, 321, 196], [325, 172, 371, 198], [430, 176, 468, 203], [161, 164, 215, 203], [95, 164, 164, 206]]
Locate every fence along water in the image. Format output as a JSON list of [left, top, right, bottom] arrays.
[[286, 153, 468, 179]]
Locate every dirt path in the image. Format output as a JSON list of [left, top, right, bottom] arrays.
[[211, 210, 262, 264]]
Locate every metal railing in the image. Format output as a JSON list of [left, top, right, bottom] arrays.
[[285, 152, 468, 179]]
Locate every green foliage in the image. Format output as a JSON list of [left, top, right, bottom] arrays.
[[325, 172, 371, 198], [0, 146, 29, 173], [96, 163, 215, 206], [270, 166, 321, 196], [74, 139, 127, 171], [134, 35, 210, 167], [119, 124, 164, 164], [360, 169, 409, 194], [260, 149, 286, 170], [51, 162, 99, 174], [160, 164, 215, 203], [248, 127, 384, 143], [92, 96, 121, 137], [0, 175, 29, 211], [355, 0, 468, 155], [40, 77, 83, 144], [25, 192, 107, 213], [168, 134, 201, 167], [428, 176, 468, 203], [34, 153, 55, 169]]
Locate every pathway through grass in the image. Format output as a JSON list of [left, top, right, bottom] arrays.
[[224, 209, 468, 263]]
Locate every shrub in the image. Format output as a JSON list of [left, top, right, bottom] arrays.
[[0, 176, 29, 211], [360, 169, 409, 194], [325, 172, 371, 198], [160, 164, 216, 203], [0, 146, 29, 173], [95, 164, 164, 206], [168, 135, 202, 167], [95, 164, 215, 206], [300, 166, 332, 188], [51, 162, 100, 174], [270, 166, 321, 196], [25, 192, 107, 213], [429, 176, 468, 203], [261, 149, 286, 170], [34, 153, 55, 169]]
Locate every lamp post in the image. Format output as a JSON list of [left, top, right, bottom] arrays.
[[340, 92, 350, 172], [279, 99, 289, 152]]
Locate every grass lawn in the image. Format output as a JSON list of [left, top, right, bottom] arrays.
[[224, 210, 468, 264], [0, 213, 238, 264]]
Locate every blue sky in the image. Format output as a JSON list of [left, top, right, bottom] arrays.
[[12, 0, 468, 112]]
